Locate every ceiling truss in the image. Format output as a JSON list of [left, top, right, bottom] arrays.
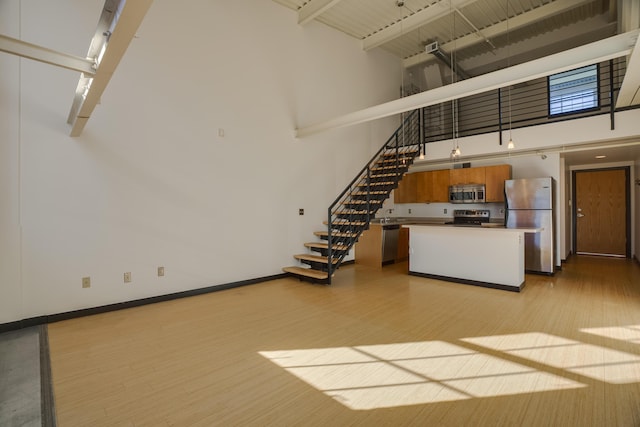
[[295, 30, 640, 138]]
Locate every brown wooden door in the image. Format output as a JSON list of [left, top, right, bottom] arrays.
[[575, 168, 628, 256]]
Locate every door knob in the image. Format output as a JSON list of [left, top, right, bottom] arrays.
[[577, 213, 585, 218]]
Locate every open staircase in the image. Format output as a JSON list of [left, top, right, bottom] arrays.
[[283, 109, 422, 284]]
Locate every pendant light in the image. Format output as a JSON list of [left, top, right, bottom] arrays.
[[506, 0, 515, 150], [397, 1, 406, 165], [450, 1, 461, 160]]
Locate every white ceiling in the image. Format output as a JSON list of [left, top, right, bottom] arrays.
[[273, 0, 640, 164], [273, 0, 620, 75]]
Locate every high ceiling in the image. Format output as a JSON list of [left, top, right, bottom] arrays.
[[273, 0, 640, 163], [272, 0, 620, 79]]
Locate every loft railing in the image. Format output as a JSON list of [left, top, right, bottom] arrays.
[[420, 57, 628, 144], [325, 109, 421, 283]]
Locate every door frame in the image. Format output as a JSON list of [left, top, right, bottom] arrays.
[[571, 166, 631, 257]]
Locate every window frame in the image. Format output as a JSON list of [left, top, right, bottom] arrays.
[[547, 64, 600, 118]]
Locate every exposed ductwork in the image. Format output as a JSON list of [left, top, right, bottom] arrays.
[[425, 40, 470, 80]]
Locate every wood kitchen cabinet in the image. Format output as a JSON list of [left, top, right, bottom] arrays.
[[396, 226, 409, 262], [394, 173, 417, 203], [484, 165, 512, 202], [449, 167, 486, 185], [416, 170, 450, 203]]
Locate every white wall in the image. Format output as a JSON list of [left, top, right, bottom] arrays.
[[636, 159, 640, 261], [0, 0, 401, 323], [0, 1, 22, 324]]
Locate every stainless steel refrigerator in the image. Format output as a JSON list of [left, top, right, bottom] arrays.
[[505, 177, 555, 275]]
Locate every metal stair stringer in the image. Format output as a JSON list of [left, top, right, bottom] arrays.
[[283, 109, 423, 284]]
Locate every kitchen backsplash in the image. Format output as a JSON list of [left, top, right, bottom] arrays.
[[379, 198, 506, 221]]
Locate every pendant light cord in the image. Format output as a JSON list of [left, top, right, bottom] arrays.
[[506, 0, 514, 148]]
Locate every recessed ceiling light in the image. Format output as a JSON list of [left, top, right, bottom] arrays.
[[595, 155, 607, 159]]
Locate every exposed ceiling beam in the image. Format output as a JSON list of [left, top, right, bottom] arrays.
[[295, 30, 639, 138], [363, 0, 477, 51], [68, 0, 153, 137], [298, 0, 344, 26], [619, 0, 640, 32], [462, 19, 617, 77], [0, 34, 96, 75], [616, 30, 640, 108], [403, 0, 590, 68]]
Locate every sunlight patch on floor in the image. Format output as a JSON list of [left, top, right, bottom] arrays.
[[580, 325, 640, 344], [462, 332, 640, 384], [260, 339, 584, 410]]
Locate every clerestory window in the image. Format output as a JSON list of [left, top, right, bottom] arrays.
[[548, 64, 599, 116]]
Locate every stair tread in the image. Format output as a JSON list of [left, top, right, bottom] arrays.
[[305, 242, 349, 251], [283, 266, 329, 280], [381, 149, 419, 157], [351, 190, 388, 195], [324, 220, 366, 226], [371, 165, 409, 169], [294, 254, 339, 264], [334, 210, 369, 215], [314, 230, 358, 237], [369, 173, 403, 177], [357, 181, 395, 186]]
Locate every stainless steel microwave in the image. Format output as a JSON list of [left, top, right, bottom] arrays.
[[449, 184, 486, 204]]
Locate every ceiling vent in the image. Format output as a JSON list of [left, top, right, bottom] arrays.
[[425, 41, 439, 54]]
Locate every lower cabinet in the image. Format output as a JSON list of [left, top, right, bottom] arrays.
[[355, 224, 409, 267], [396, 226, 409, 262]]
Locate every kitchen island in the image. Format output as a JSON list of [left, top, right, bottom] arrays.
[[405, 224, 541, 292]]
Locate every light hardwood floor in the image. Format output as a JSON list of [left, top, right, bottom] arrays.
[[48, 256, 640, 426]]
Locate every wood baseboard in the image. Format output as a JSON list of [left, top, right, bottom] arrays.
[[0, 273, 287, 334]]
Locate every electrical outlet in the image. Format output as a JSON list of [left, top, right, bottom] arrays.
[[444, 208, 448, 214], [158, 266, 165, 277], [299, 208, 304, 216], [408, 209, 412, 214], [82, 277, 91, 288], [500, 208, 505, 214], [124, 272, 131, 283]]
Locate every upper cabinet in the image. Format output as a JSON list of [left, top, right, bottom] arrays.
[[484, 165, 512, 202], [394, 173, 417, 203], [395, 164, 512, 204], [449, 167, 486, 185], [416, 170, 450, 203]]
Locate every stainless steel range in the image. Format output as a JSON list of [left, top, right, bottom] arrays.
[[449, 209, 491, 226]]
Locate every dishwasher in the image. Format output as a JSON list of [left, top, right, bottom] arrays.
[[381, 224, 400, 264]]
